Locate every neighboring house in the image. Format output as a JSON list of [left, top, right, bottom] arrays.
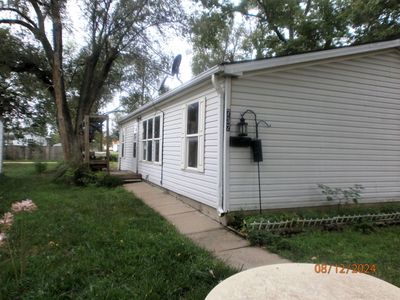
[[118, 39, 400, 219], [5, 133, 49, 146]]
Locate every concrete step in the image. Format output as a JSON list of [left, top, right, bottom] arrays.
[[110, 171, 142, 182]]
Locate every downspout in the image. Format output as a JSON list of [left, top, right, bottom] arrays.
[[136, 117, 140, 174], [212, 74, 228, 216], [160, 111, 165, 186], [118, 125, 122, 170]]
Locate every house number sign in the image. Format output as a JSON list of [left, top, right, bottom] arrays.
[[226, 109, 231, 131]]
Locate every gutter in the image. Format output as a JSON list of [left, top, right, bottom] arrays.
[[212, 74, 229, 216], [118, 65, 223, 125]]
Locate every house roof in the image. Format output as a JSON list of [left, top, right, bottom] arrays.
[[118, 38, 400, 125]]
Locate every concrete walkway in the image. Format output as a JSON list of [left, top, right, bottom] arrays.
[[124, 182, 290, 271]]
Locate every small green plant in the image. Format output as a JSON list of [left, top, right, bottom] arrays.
[[317, 184, 364, 205], [34, 162, 47, 174], [95, 173, 123, 188], [54, 164, 96, 186], [229, 210, 245, 230], [109, 152, 118, 162]]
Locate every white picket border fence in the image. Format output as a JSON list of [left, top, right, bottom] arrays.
[[248, 212, 400, 231]]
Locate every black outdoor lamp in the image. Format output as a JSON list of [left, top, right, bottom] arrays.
[[238, 117, 248, 137], [230, 109, 271, 214]]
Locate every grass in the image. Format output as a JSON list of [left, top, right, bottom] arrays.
[[241, 202, 400, 224], [265, 226, 400, 287], [241, 206, 400, 287], [0, 163, 235, 299]]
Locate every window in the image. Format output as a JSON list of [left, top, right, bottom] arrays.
[[121, 130, 125, 157], [181, 99, 205, 171], [133, 133, 137, 158], [141, 115, 162, 163]]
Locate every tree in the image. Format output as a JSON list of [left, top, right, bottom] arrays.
[[0, 0, 184, 165], [190, 1, 251, 74], [190, 0, 400, 66], [347, 0, 400, 44], [0, 28, 54, 136], [119, 50, 171, 112]]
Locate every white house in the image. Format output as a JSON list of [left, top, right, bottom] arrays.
[[118, 39, 400, 219], [6, 133, 49, 146]]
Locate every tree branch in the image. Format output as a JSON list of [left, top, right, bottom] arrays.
[[27, 0, 54, 62], [304, 0, 312, 16], [0, 8, 37, 27], [272, 25, 287, 43], [1, 58, 53, 90], [0, 19, 36, 32]]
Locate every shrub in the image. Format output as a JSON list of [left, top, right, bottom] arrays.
[[96, 173, 123, 188], [70, 165, 97, 186], [52, 162, 69, 180], [52, 163, 122, 187], [248, 230, 281, 246], [229, 210, 245, 230], [109, 152, 118, 162], [34, 162, 47, 174]]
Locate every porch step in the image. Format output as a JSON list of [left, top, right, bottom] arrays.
[[123, 178, 142, 183], [110, 171, 142, 183]]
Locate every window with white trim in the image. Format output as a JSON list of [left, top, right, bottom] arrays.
[[181, 98, 205, 171], [121, 129, 125, 157], [133, 133, 137, 158], [141, 115, 162, 163]]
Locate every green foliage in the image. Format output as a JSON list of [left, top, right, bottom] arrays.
[[0, 29, 55, 136], [248, 230, 280, 246], [318, 184, 364, 205], [191, 0, 400, 71], [257, 226, 400, 287], [190, 3, 250, 74], [109, 152, 118, 162], [353, 221, 376, 234], [63, 165, 96, 187], [228, 210, 246, 230], [0, 1, 187, 163], [242, 203, 400, 228], [0, 163, 235, 298], [95, 173, 123, 188], [53, 163, 122, 188], [34, 162, 47, 174]]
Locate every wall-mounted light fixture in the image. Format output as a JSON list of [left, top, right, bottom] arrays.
[[238, 117, 248, 137], [229, 109, 271, 214]]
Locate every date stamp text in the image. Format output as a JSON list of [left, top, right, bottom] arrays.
[[314, 263, 377, 274]]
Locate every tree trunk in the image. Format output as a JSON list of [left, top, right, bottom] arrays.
[[51, 0, 82, 166]]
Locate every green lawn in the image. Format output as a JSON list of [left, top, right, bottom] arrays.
[[0, 164, 235, 299], [244, 212, 400, 287]]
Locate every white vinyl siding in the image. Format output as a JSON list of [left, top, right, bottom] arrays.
[[136, 85, 220, 208], [229, 49, 400, 211]]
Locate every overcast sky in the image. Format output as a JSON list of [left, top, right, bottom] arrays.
[[64, 0, 196, 117]]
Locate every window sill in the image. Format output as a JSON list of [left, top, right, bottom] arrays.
[[140, 160, 162, 166], [182, 167, 204, 174]]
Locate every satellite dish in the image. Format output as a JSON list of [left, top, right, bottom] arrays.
[[171, 54, 182, 77], [158, 54, 182, 93]]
